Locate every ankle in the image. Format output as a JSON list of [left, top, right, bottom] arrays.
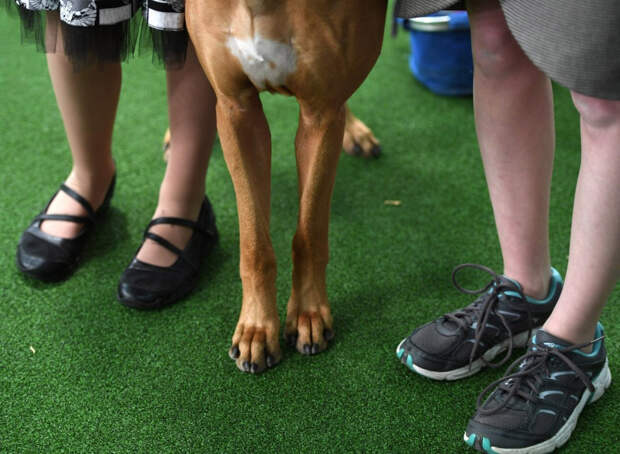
[[504, 268, 551, 300], [66, 162, 116, 196], [154, 192, 204, 221], [543, 318, 598, 352]]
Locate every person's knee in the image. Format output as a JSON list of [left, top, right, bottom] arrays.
[[571, 92, 620, 129], [469, 6, 530, 79]]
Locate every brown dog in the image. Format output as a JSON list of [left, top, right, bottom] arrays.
[[186, 0, 387, 373], [163, 105, 381, 159]]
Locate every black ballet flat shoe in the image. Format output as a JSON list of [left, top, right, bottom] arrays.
[[117, 197, 218, 310], [16, 176, 116, 282]]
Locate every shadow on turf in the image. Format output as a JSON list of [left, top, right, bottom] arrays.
[[85, 206, 129, 260]]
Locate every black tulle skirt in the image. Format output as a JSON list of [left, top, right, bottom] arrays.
[[6, 0, 189, 67]]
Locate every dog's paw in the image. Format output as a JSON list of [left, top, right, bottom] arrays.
[[342, 112, 381, 159], [229, 322, 281, 374], [285, 305, 334, 356]]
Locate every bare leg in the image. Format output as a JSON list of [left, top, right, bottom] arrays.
[[285, 102, 343, 354], [42, 11, 118, 238], [468, 0, 554, 298], [136, 42, 217, 267], [543, 94, 620, 346]]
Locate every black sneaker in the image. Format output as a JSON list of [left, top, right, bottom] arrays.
[[396, 264, 563, 380], [464, 324, 611, 453]]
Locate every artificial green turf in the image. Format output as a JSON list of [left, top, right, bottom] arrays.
[[1, 9, 619, 454]]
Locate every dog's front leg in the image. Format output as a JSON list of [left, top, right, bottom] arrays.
[[285, 102, 345, 355], [217, 92, 281, 374]]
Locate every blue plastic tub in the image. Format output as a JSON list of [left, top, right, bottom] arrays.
[[402, 11, 473, 96]]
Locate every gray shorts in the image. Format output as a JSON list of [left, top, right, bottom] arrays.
[[396, 0, 620, 100]]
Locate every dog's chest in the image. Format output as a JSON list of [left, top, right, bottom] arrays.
[[226, 34, 297, 91]]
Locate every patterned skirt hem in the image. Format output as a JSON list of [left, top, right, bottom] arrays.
[[4, 0, 188, 68]]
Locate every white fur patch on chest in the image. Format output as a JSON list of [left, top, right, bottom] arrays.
[[226, 35, 297, 90]]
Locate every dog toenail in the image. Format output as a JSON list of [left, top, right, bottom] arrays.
[[286, 333, 298, 347], [353, 144, 363, 156], [303, 344, 311, 354], [242, 361, 250, 371], [323, 329, 334, 341], [266, 354, 275, 368], [371, 145, 382, 158], [231, 346, 240, 359], [250, 363, 259, 373], [311, 343, 320, 354]]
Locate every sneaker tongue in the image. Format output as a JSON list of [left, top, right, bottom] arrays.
[[491, 330, 568, 409], [439, 275, 522, 333], [438, 317, 461, 333], [533, 329, 572, 350], [497, 275, 522, 292]]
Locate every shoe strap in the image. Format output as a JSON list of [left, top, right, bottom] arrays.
[[146, 216, 212, 237], [35, 213, 93, 225], [143, 231, 198, 271], [58, 184, 97, 221]]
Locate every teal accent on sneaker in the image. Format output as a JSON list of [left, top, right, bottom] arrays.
[[503, 267, 562, 304], [397, 348, 405, 359], [535, 323, 604, 357], [573, 323, 604, 358], [406, 354, 414, 370], [465, 433, 475, 447], [482, 436, 498, 453]]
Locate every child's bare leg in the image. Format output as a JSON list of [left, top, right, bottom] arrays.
[[543, 94, 620, 346], [42, 12, 118, 238], [468, 0, 554, 297], [136, 42, 217, 266]]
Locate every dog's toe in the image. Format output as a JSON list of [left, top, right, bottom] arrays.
[[285, 332, 298, 347], [230, 324, 281, 374], [229, 345, 240, 360], [287, 311, 332, 355]]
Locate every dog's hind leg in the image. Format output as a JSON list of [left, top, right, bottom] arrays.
[[217, 92, 282, 374], [285, 102, 345, 355], [342, 105, 382, 158]]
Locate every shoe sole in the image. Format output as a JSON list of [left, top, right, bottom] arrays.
[[117, 273, 199, 310], [463, 358, 612, 453], [16, 255, 76, 283], [395, 329, 537, 381]]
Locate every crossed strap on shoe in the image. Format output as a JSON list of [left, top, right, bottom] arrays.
[[447, 263, 533, 370], [476, 336, 603, 415], [35, 184, 98, 227], [142, 216, 214, 269]]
